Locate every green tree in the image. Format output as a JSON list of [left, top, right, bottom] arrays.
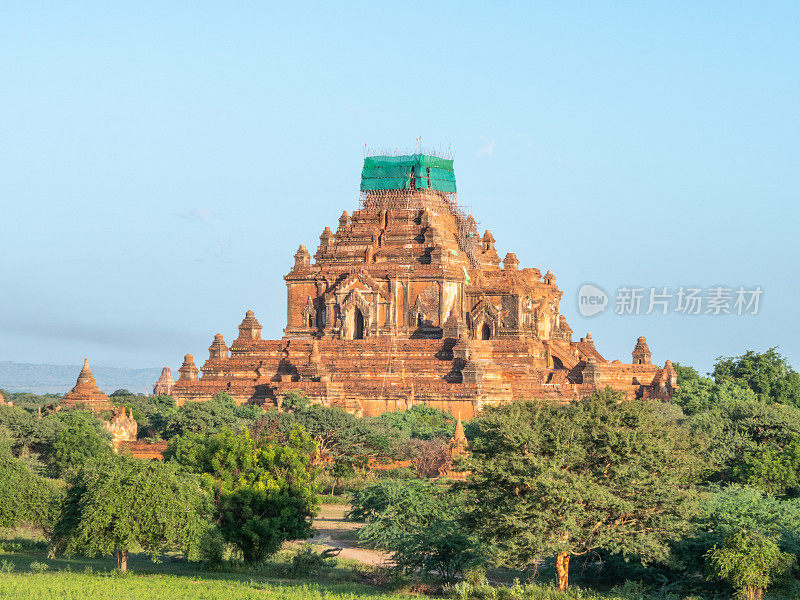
[[464, 390, 701, 591], [110, 389, 133, 397], [281, 390, 310, 412], [257, 404, 403, 489], [0, 404, 41, 457], [688, 397, 800, 482], [713, 348, 800, 407], [295, 405, 400, 463], [348, 479, 483, 583], [673, 376, 758, 416], [705, 529, 793, 600], [349, 479, 449, 548], [168, 426, 318, 563], [378, 404, 456, 440], [673, 362, 701, 385], [164, 392, 250, 438], [50, 411, 113, 476], [0, 446, 63, 529], [51, 456, 208, 571], [735, 436, 800, 496]]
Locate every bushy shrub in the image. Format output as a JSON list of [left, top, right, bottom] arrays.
[[705, 529, 794, 600], [288, 543, 340, 575], [29, 561, 49, 574]]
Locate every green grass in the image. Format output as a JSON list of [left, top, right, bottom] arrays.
[[318, 493, 350, 504], [8, 528, 799, 600], [0, 572, 409, 600], [0, 548, 409, 600]]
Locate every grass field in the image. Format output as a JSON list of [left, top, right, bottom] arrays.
[[6, 521, 797, 600], [0, 542, 407, 600], [0, 573, 408, 600]]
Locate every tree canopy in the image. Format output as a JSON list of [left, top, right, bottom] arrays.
[[50, 410, 114, 477], [52, 456, 208, 571], [168, 425, 318, 563], [713, 347, 800, 407], [377, 404, 456, 440], [164, 392, 264, 439], [463, 389, 702, 590], [687, 397, 800, 484], [0, 446, 63, 530]]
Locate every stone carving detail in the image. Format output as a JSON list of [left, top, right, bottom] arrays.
[[301, 297, 317, 330], [469, 299, 500, 340]]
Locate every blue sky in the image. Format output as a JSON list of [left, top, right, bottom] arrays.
[[1, 2, 798, 376]]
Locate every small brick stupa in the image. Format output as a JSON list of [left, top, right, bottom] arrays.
[[0, 391, 6, 406], [152, 367, 176, 396], [440, 413, 470, 480], [61, 359, 113, 412]]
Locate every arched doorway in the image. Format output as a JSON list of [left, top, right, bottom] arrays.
[[354, 308, 365, 339], [481, 323, 491, 340]]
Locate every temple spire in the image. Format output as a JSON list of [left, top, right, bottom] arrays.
[[61, 358, 112, 412]]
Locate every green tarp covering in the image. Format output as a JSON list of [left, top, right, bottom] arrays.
[[361, 154, 456, 193]]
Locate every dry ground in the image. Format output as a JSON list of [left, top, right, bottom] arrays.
[[295, 503, 391, 566]]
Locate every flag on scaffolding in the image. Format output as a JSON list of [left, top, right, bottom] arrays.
[[462, 266, 470, 286]]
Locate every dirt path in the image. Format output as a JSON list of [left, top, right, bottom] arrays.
[[301, 504, 392, 567]]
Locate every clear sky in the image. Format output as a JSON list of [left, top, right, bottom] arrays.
[[2, 2, 798, 377]]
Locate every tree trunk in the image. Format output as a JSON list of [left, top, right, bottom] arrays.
[[746, 586, 763, 600], [117, 549, 129, 572], [556, 552, 569, 591]]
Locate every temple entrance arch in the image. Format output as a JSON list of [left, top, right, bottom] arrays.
[[354, 308, 365, 340], [338, 288, 372, 340], [470, 299, 499, 340]]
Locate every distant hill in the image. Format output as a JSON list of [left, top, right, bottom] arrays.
[[0, 361, 163, 395]]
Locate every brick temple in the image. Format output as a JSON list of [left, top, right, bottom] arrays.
[[170, 154, 677, 417], [61, 359, 113, 412]]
